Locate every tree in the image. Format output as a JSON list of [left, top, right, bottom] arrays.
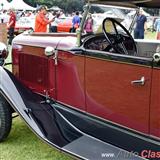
[[23, 0, 85, 12], [50, 0, 85, 13]]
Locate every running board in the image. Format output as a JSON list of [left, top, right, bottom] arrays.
[[63, 135, 144, 160]]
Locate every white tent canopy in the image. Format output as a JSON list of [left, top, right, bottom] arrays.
[[49, 6, 61, 11], [0, 0, 11, 10], [9, 0, 35, 10]]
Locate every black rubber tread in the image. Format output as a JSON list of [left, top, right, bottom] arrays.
[[0, 94, 12, 142]]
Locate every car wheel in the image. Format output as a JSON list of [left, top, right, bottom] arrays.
[[0, 94, 12, 142]]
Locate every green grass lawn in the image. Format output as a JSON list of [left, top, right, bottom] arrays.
[[0, 117, 74, 160], [145, 31, 156, 39]]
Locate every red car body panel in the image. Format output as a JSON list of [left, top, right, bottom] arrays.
[[57, 18, 73, 32], [55, 48, 153, 134], [12, 33, 160, 138], [150, 69, 160, 138], [12, 34, 77, 98], [85, 57, 152, 133], [57, 51, 85, 111], [9, 0, 160, 145], [57, 18, 78, 33], [12, 45, 56, 97]]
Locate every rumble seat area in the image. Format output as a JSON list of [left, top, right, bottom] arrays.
[[135, 39, 160, 58]]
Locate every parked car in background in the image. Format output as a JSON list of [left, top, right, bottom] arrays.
[[56, 17, 73, 32], [51, 17, 78, 33], [14, 16, 35, 35], [0, 1, 160, 160]]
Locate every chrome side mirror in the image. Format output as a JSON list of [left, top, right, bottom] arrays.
[[153, 53, 160, 62], [44, 46, 58, 65], [45, 46, 55, 56]]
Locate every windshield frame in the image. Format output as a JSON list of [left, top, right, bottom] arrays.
[[77, 2, 138, 46], [85, 4, 137, 32]]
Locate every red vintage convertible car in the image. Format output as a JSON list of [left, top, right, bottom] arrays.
[[0, 0, 160, 160]]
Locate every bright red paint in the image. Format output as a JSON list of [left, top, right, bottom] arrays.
[[57, 17, 78, 32]]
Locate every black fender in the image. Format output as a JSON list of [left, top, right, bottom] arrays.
[[0, 67, 46, 140], [0, 67, 82, 147], [0, 67, 147, 160]]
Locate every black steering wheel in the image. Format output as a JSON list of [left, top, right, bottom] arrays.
[[102, 17, 137, 55]]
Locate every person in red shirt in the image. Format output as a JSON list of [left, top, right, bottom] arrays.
[[34, 6, 54, 32], [7, 8, 16, 45]]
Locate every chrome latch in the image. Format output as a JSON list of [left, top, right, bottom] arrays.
[[54, 50, 58, 65], [131, 76, 145, 86]]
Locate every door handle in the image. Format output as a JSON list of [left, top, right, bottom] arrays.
[[131, 76, 145, 86]]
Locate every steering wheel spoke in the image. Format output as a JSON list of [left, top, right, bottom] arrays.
[[118, 42, 129, 55]]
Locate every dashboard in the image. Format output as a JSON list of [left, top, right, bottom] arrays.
[[84, 35, 110, 51]]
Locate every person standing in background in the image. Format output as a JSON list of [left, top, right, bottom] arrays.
[[71, 11, 80, 33], [7, 8, 16, 45], [34, 5, 54, 32], [134, 8, 147, 39], [154, 18, 160, 40], [50, 11, 60, 32], [84, 13, 93, 34]]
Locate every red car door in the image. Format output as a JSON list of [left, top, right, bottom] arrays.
[[85, 50, 153, 134], [56, 50, 86, 111]]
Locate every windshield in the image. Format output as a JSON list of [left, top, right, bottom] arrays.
[[85, 4, 137, 34]]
